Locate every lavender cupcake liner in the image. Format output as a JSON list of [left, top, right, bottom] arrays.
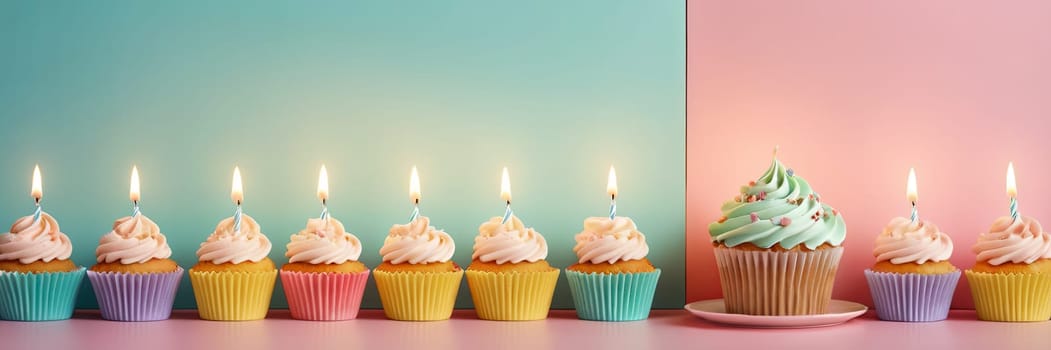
[[864, 269, 960, 322], [0, 267, 86, 321], [87, 267, 184, 322]]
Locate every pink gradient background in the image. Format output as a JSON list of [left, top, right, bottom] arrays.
[[687, 0, 1051, 308]]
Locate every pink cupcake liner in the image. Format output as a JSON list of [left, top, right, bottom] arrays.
[[280, 269, 370, 321], [87, 268, 183, 322], [864, 269, 960, 322]]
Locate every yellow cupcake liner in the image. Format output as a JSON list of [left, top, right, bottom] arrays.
[[373, 269, 464, 321], [965, 270, 1051, 322], [465, 269, 560, 321], [189, 269, 277, 321]]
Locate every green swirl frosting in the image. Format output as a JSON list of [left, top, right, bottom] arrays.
[[708, 157, 846, 249]]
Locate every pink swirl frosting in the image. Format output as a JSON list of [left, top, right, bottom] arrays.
[[873, 217, 953, 264], [196, 214, 272, 264], [573, 216, 649, 264], [0, 212, 73, 264], [472, 215, 548, 264], [973, 216, 1051, 265], [380, 216, 455, 264], [285, 217, 362, 264], [96, 214, 172, 264]]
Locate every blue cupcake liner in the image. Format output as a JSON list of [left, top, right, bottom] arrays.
[[565, 268, 661, 321], [864, 269, 961, 322], [0, 267, 86, 321]]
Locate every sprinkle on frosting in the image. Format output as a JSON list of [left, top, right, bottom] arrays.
[[573, 216, 649, 264], [196, 214, 272, 264], [708, 157, 847, 249], [973, 216, 1051, 265], [873, 217, 952, 264], [0, 212, 73, 264], [96, 213, 172, 264], [380, 216, 455, 264], [285, 217, 362, 264], [472, 215, 548, 264]]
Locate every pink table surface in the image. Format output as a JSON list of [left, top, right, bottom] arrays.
[[2, 309, 1049, 350]]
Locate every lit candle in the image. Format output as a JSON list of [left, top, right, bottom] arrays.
[[906, 168, 918, 222], [231, 166, 244, 232], [318, 165, 329, 220], [31, 165, 42, 222], [500, 167, 513, 224], [408, 166, 420, 222], [608, 165, 618, 220], [1007, 162, 1018, 221], [130, 166, 141, 217]]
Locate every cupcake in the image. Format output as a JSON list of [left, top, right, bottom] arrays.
[[864, 217, 959, 322], [88, 213, 182, 321], [0, 212, 86, 321], [466, 215, 559, 321], [189, 214, 277, 321], [566, 216, 660, 321], [280, 216, 369, 321], [966, 216, 1051, 322], [373, 216, 462, 321], [707, 153, 847, 315]]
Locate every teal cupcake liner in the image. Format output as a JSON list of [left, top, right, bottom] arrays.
[[565, 268, 661, 321], [0, 267, 87, 321]]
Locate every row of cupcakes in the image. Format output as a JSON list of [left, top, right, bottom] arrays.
[[708, 149, 1051, 322], [0, 165, 660, 322]]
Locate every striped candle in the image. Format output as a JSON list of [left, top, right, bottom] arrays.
[[1007, 162, 1019, 221]]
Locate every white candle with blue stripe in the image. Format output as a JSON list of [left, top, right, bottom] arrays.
[[231, 166, 244, 233], [1007, 162, 1019, 221], [408, 166, 421, 222], [906, 168, 918, 222], [608, 165, 618, 220], [130, 166, 141, 217], [318, 165, 329, 220], [30, 165, 42, 222], [501, 167, 513, 224]]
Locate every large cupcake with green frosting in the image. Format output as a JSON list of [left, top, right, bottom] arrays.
[[708, 152, 847, 315]]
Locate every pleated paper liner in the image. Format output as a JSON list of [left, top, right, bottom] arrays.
[[864, 269, 960, 322], [189, 269, 277, 321], [465, 268, 560, 321], [713, 245, 843, 315], [280, 269, 370, 321], [87, 267, 184, 322], [373, 269, 463, 321], [0, 267, 86, 321], [565, 269, 661, 321], [965, 270, 1051, 322]]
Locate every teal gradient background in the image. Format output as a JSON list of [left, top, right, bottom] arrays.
[[0, 1, 684, 309]]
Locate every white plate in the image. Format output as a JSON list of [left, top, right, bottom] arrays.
[[684, 299, 868, 328]]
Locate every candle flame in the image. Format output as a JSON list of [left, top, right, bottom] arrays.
[[130, 166, 141, 203], [607, 165, 618, 198], [409, 166, 420, 203], [317, 164, 329, 202], [906, 168, 917, 203], [231, 166, 243, 205], [1007, 162, 1017, 198], [31, 165, 41, 201], [500, 167, 512, 203]]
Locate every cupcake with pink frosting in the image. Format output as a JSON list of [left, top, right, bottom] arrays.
[[280, 216, 369, 321], [189, 213, 277, 321], [373, 215, 462, 321], [966, 216, 1051, 322], [864, 217, 959, 322], [87, 213, 183, 321], [465, 215, 559, 321], [566, 216, 660, 321], [0, 211, 85, 321]]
